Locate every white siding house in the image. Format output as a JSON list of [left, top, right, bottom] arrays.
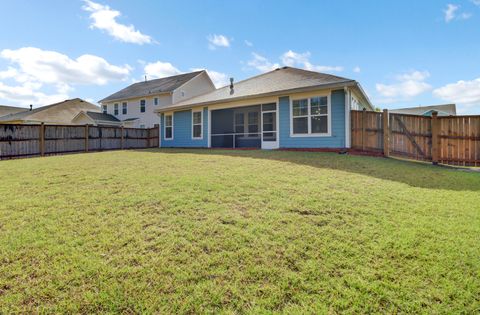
[[99, 71, 215, 128]]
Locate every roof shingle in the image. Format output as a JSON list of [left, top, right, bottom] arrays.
[[99, 71, 204, 103], [156, 67, 354, 111]]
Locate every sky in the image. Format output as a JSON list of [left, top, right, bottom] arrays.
[[0, 0, 479, 114]]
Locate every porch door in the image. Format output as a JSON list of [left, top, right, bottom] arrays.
[[261, 103, 279, 149]]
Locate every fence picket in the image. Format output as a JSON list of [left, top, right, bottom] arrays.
[[0, 123, 159, 160]]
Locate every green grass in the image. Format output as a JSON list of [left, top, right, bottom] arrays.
[[0, 149, 479, 314]]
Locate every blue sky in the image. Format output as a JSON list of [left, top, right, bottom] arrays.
[[0, 0, 479, 114]]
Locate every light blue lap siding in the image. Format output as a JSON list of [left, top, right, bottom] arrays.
[[160, 107, 208, 147], [279, 89, 346, 148]]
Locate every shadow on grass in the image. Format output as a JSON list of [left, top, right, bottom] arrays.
[[135, 148, 480, 192]]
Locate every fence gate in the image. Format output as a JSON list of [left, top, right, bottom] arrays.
[[351, 109, 480, 167], [389, 113, 432, 162]]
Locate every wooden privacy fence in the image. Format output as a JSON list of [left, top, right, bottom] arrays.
[[0, 123, 159, 160], [351, 109, 480, 167]]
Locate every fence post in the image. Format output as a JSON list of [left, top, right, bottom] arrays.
[[121, 126, 124, 149], [85, 124, 89, 152], [153, 124, 159, 148], [362, 108, 367, 151], [383, 109, 389, 157], [431, 111, 439, 165], [39, 123, 45, 157]]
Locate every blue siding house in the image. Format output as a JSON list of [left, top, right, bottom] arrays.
[[156, 67, 372, 150]]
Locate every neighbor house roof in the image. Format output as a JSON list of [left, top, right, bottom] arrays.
[[99, 71, 205, 103], [155, 67, 373, 112], [84, 111, 120, 122], [0, 105, 26, 117], [0, 98, 100, 124], [390, 104, 456, 116]]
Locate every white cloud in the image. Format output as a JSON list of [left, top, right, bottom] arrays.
[[0, 67, 17, 80], [1, 47, 131, 85], [376, 70, 432, 102], [244, 40, 253, 47], [143, 61, 228, 88], [444, 4, 459, 22], [191, 68, 229, 88], [0, 81, 69, 106], [353, 66, 361, 73], [247, 53, 280, 72], [82, 0, 153, 44], [0, 47, 131, 106], [144, 61, 181, 79], [207, 34, 231, 50], [433, 78, 480, 105], [444, 4, 472, 22], [281, 50, 343, 72], [472, 0, 480, 6]]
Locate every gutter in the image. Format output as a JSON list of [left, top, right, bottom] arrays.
[[155, 80, 357, 113]]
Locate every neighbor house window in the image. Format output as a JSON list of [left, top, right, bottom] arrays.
[[291, 95, 329, 135], [164, 114, 173, 139], [140, 124, 145, 129], [102, 105, 107, 114], [140, 100, 146, 113], [192, 111, 202, 139], [114, 103, 119, 115], [122, 102, 127, 114], [154, 97, 158, 106], [248, 111, 259, 137]]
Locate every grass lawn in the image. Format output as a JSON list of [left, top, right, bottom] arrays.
[[0, 149, 479, 313]]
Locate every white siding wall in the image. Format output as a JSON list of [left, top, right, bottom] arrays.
[[104, 94, 171, 128], [172, 72, 216, 104]]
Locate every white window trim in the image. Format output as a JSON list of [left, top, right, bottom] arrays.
[[289, 93, 332, 137], [140, 99, 146, 113], [192, 110, 203, 140], [122, 102, 127, 115], [114, 103, 119, 116], [154, 97, 159, 106], [164, 114, 173, 140]]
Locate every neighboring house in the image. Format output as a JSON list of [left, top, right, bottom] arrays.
[[0, 105, 26, 117], [0, 98, 100, 124], [71, 111, 122, 126], [99, 71, 216, 128], [155, 66, 373, 149], [390, 104, 456, 116]]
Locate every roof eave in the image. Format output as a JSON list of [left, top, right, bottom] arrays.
[[155, 80, 356, 113]]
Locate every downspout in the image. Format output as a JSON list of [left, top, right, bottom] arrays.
[[344, 87, 351, 148]]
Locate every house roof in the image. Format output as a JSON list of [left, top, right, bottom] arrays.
[[0, 105, 26, 117], [0, 98, 100, 123], [390, 104, 456, 116], [99, 71, 205, 103], [155, 67, 371, 112], [85, 111, 120, 122]]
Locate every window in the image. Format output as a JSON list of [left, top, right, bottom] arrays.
[[114, 103, 119, 115], [122, 102, 127, 115], [234, 113, 244, 134], [248, 111, 259, 137], [154, 98, 158, 106], [140, 100, 146, 113], [164, 114, 173, 139], [291, 96, 329, 135], [192, 111, 202, 139], [140, 124, 145, 129], [102, 105, 107, 114]]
